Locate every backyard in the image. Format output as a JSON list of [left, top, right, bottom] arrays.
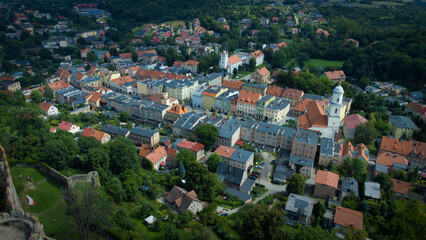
[[306, 59, 344, 68], [10, 167, 79, 239]]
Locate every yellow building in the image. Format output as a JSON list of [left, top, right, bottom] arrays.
[[137, 81, 149, 96], [202, 86, 228, 111], [389, 115, 419, 139]]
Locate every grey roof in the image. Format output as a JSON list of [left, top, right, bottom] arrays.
[[302, 94, 323, 101], [243, 82, 268, 90], [285, 193, 315, 217], [241, 120, 258, 129], [80, 76, 100, 84], [392, 85, 406, 90], [130, 126, 158, 137], [230, 149, 253, 164], [266, 98, 290, 111], [240, 178, 255, 192], [274, 172, 287, 182], [255, 122, 297, 137], [257, 95, 275, 106], [216, 163, 245, 185], [201, 115, 224, 126], [389, 115, 419, 130], [173, 112, 205, 131], [364, 182, 381, 199], [320, 137, 334, 156], [374, 163, 388, 174], [410, 91, 424, 99], [217, 119, 241, 139], [340, 177, 359, 199], [100, 125, 130, 137], [225, 187, 252, 202], [294, 129, 320, 146], [289, 155, 314, 167]]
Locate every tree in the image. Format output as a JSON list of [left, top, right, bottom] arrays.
[[119, 169, 142, 201], [375, 173, 393, 191], [286, 173, 306, 195], [132, 51, 138, 62], [206, 153, 222, 172], [1, 60, 14, 73], [185, 161, 224, 199], [39, 48, 52, 60], [31, 90, 43, 104], [343, 228, 368, 240], [84, 147, 110, 171], [178, 161, 186, 175], [44, 132, 79, 170], [109, 48, 119, 56], [312, 201, 326, 227], [138, 200, 156, 219], [337, 158, 368, 184], [163, 224, 181, 240], [295, 226, 338, 240], [354, 123, 378, 145], [66, 184, 110, 240], [119, 111, 130, 122], [106, 137, 140, 175], [78, 135, 101, 155], [177, 210, 193, 228], [87, 52, 98, 63], [175, 149, 196, 169], [358, 77, 370, 90], [44, 84, 54, 101], [195, 124, 219, 151], [249, 58, 256, 71], [241, 204, 284, 240]]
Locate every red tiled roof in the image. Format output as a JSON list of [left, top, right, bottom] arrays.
[[58, 121, 74, 131], [139, 144, 152, 158], [325, 71, 346, 81], [237, 90, 261, 106], [297, 101, 328, 129], [184, 60, 199, 66], [228, 55, 242, 65], [250, 50, 264, 58], [315, 170, 339, 189], [334, 206, 363, 230], [391, 179, 410, 195], [39, 102, 52, 112], [376, 152, 408, 167], [146, 146, 166, 164], [190, 143, 204, 152], [222, 80, 243, 90], [282, 88, 304, 99], [235, 140, 244, 146], [267, 85, 284, 97], [406, 102, 424, 113], [380, 136, 426, 160], [214, 145, 237, 158], [256, 67, 270, 76]]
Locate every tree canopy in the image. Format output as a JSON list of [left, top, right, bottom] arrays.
[[195, 124, 219, 151]]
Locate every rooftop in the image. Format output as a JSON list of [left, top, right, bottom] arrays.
[[285, 193, 315, 217], [391, 179, 411, 195], [294, 129, 320, 146], [344, 114, 368, 130], [315, 170, 339, 189], [364, 182, 381, 199], [341, 177, 359, 199], [389, 115, 419, 130], [130, 127, 158, 138], [334, 206, 363, 230]]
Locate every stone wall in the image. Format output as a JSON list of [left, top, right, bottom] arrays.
[[36, 163, 71, 188]]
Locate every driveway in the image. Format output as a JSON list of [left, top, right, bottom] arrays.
[[259, 152, 276, 182]]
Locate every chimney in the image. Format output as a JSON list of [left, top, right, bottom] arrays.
[[230, 126, 232, 131], [238, 152, 241, 158]]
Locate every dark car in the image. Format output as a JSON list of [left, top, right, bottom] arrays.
[[271, 180, 281, 184], [251, 173, 259, 178], [252, 171, 261, 176], [249, 176, 256, 180], [271, 160, 276, 165]]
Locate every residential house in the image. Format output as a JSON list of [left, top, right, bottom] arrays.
[[100, 125, 131, 139], [379, 136, 426, 169], [164, 105, 189, 127], [183, 60, 199, 74], [407, 91, 423, 102], [341, 142, 369, 163], [334, 206, 363, 230], [173, 139, 205, 160], [215, 119, 241, 148], [222, 80, 243, 90], [166, 186, 205, 214], [263, 97, 290, 122], [39, 102, 59, 116], [340, 178, 359, 200], [138, 144, 153, 159], [343, 114, 367, 139], [289, 129, 320, 178], [324, 71, 346, 82], [57, 121, 80, 134], [202, 86, 228, 111], [85, 92, 102, 109], [388, 85, 407, 96], [128, 127, 160, 147], [215, 91, 239, 114], [166, 148, 178, 168], [291, 99, 313, 118], [237, 90, 262, 118], [172, 112, 207, 140], [248, 50, 264, 66], [389, 115, 419, 139], [81, 127, 111, 144], [375, 151, 408, 175], [0, 80, 21, 92], [318, 137, 342, 167], [251, 67, 270, 84], [391, 179, 411, 198], [242, 82, 268, 96], [192, 85, 207, 108], [405, 102, 426, 122], [285, 194, 315, 225], [314, 170, 339, 199], [146, 146, 167, 170], [364, 182, 381, 200], [198, 73, 222, 86]]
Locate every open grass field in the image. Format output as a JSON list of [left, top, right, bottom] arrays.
[[352, 1, 403, 8], [306, 59, 344, 68], [11, 167, 79, 239]]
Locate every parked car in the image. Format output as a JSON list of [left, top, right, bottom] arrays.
[[251, 173, 259, 178], [252, 171, 261, 175], [271, 160, 276, 165], [271, 180, 281, 184]]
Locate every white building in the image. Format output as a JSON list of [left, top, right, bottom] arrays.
[[192, 85, 207, 108], [220, 50, 243, 74], [39, 102, 59, 116]]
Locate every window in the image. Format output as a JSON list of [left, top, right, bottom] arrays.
[[337, 98, 339, 102], [335, 108, 338, 113]]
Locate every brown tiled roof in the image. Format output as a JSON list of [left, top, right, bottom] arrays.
[[342, 142, 369, 162], [214, 145, 236, 158], [120, 53, 132, 59], [250, 50, 264, 58], [297, 101, 328, 129], [237, 90, 261, 106], [166, 186, 202, 212], [222, 80, 243, 90], [86, 92, 102, 102], [58, 121, 74, 131], [334, 206, 363, 230], [228, 55, 242, 65], [325, 71, 346, 81], [166, 148, 177, 162], [184, 60, 199, 66], [380, 136, 426, 160], [391, 179, 410, 195], [376, 152, 408, 167], [81, 127, 108, 142], [39, 102, 52, 112], [315, 170, 339, 189], [344, 114, 368, 130], [139, 144, 152, 158], [189, 143, 204, 152], [168, 105, 188, 115], [406, 102, 424, 113], [282, 88, 304, 99], [266, 85, 284, 97]]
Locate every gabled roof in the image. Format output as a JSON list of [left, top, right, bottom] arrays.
[[167, 105, 188, 115], [344, 114, 367, 130], [228, 55, 242, 65], [334, 206, 363, 230], [139, 144, 152, 158], [81, 127, 109, 142], [256, 66, 270, 76], [146, 146, 166, 164], [58, 121, 75, 131], [389, 115, 419, 130], [406, 102, 424, 112], [380, 136, 426, 160], [282, 88, 304, 99], [166, 148, 177, 161], [166, 186, 202, 212], [184, 59, 199, 66], [266, 85, 284, 97], [324, 70, 346, 80], [222, 80, 243, 90], [214, 145, 237, 158], [376, 152, 408, 167], [391, 179, 410, 195], [298, 101, 328, 129], [39, 102, 53, 112], [237, 90, 261, 106], [315, 170, 339, 189]]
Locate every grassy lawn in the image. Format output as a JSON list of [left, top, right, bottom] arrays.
[[306, 59, 344, 68], [282, 224, 301, 234], [11, 167, 79, 239]]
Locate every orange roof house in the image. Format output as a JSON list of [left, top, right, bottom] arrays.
[[237, 90, 262, 105], [379, 136, 426, 164], [267, 85, 285, 97], [166, 148, 178, 168], [297, 101, 328, 129], [324, 71, 346, 82], [139, 144, 153, 158], [376, 152, 408, 168], [146, 146, 167, 169], [214, 145, 237, 159], [391, 179, 411, 197], [222, 80, 243, 90], [184, 60, 199, 66], [250, 50, 264, 58], [342, 142, 369, 163], [334, 206, 363, 230], [314, 170, 339, 199], [81, 127, 111, 144], [257, 67, 270, 76], [228, 55, 242, 65], [167, 104, 188, 115]]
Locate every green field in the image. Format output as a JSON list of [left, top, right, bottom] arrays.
[[11, 167, 79, 239], [306, 59, 344, 68]]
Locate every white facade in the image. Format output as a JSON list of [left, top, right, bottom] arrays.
[[46, 105, 59, 116], [69, 125, 80, 134], [220, 50, 243, 74], [192, 85, 206, 108]]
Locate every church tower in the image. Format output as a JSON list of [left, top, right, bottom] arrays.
[[328, 85, 344, 128], [161, 82, 170, 106], [220, 50, 228, 69]]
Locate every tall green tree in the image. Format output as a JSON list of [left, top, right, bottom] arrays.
[[206, 153, 222, 172], [106, 137, 140, 175], [31, 90, 43, 104], [354, 123, 378, 145], [241, 204, 284, 240], [195, 124, 219, 151], [185, 161, 224, 199], [175, 149, 196, 169], [287, 173, 306, 195]]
